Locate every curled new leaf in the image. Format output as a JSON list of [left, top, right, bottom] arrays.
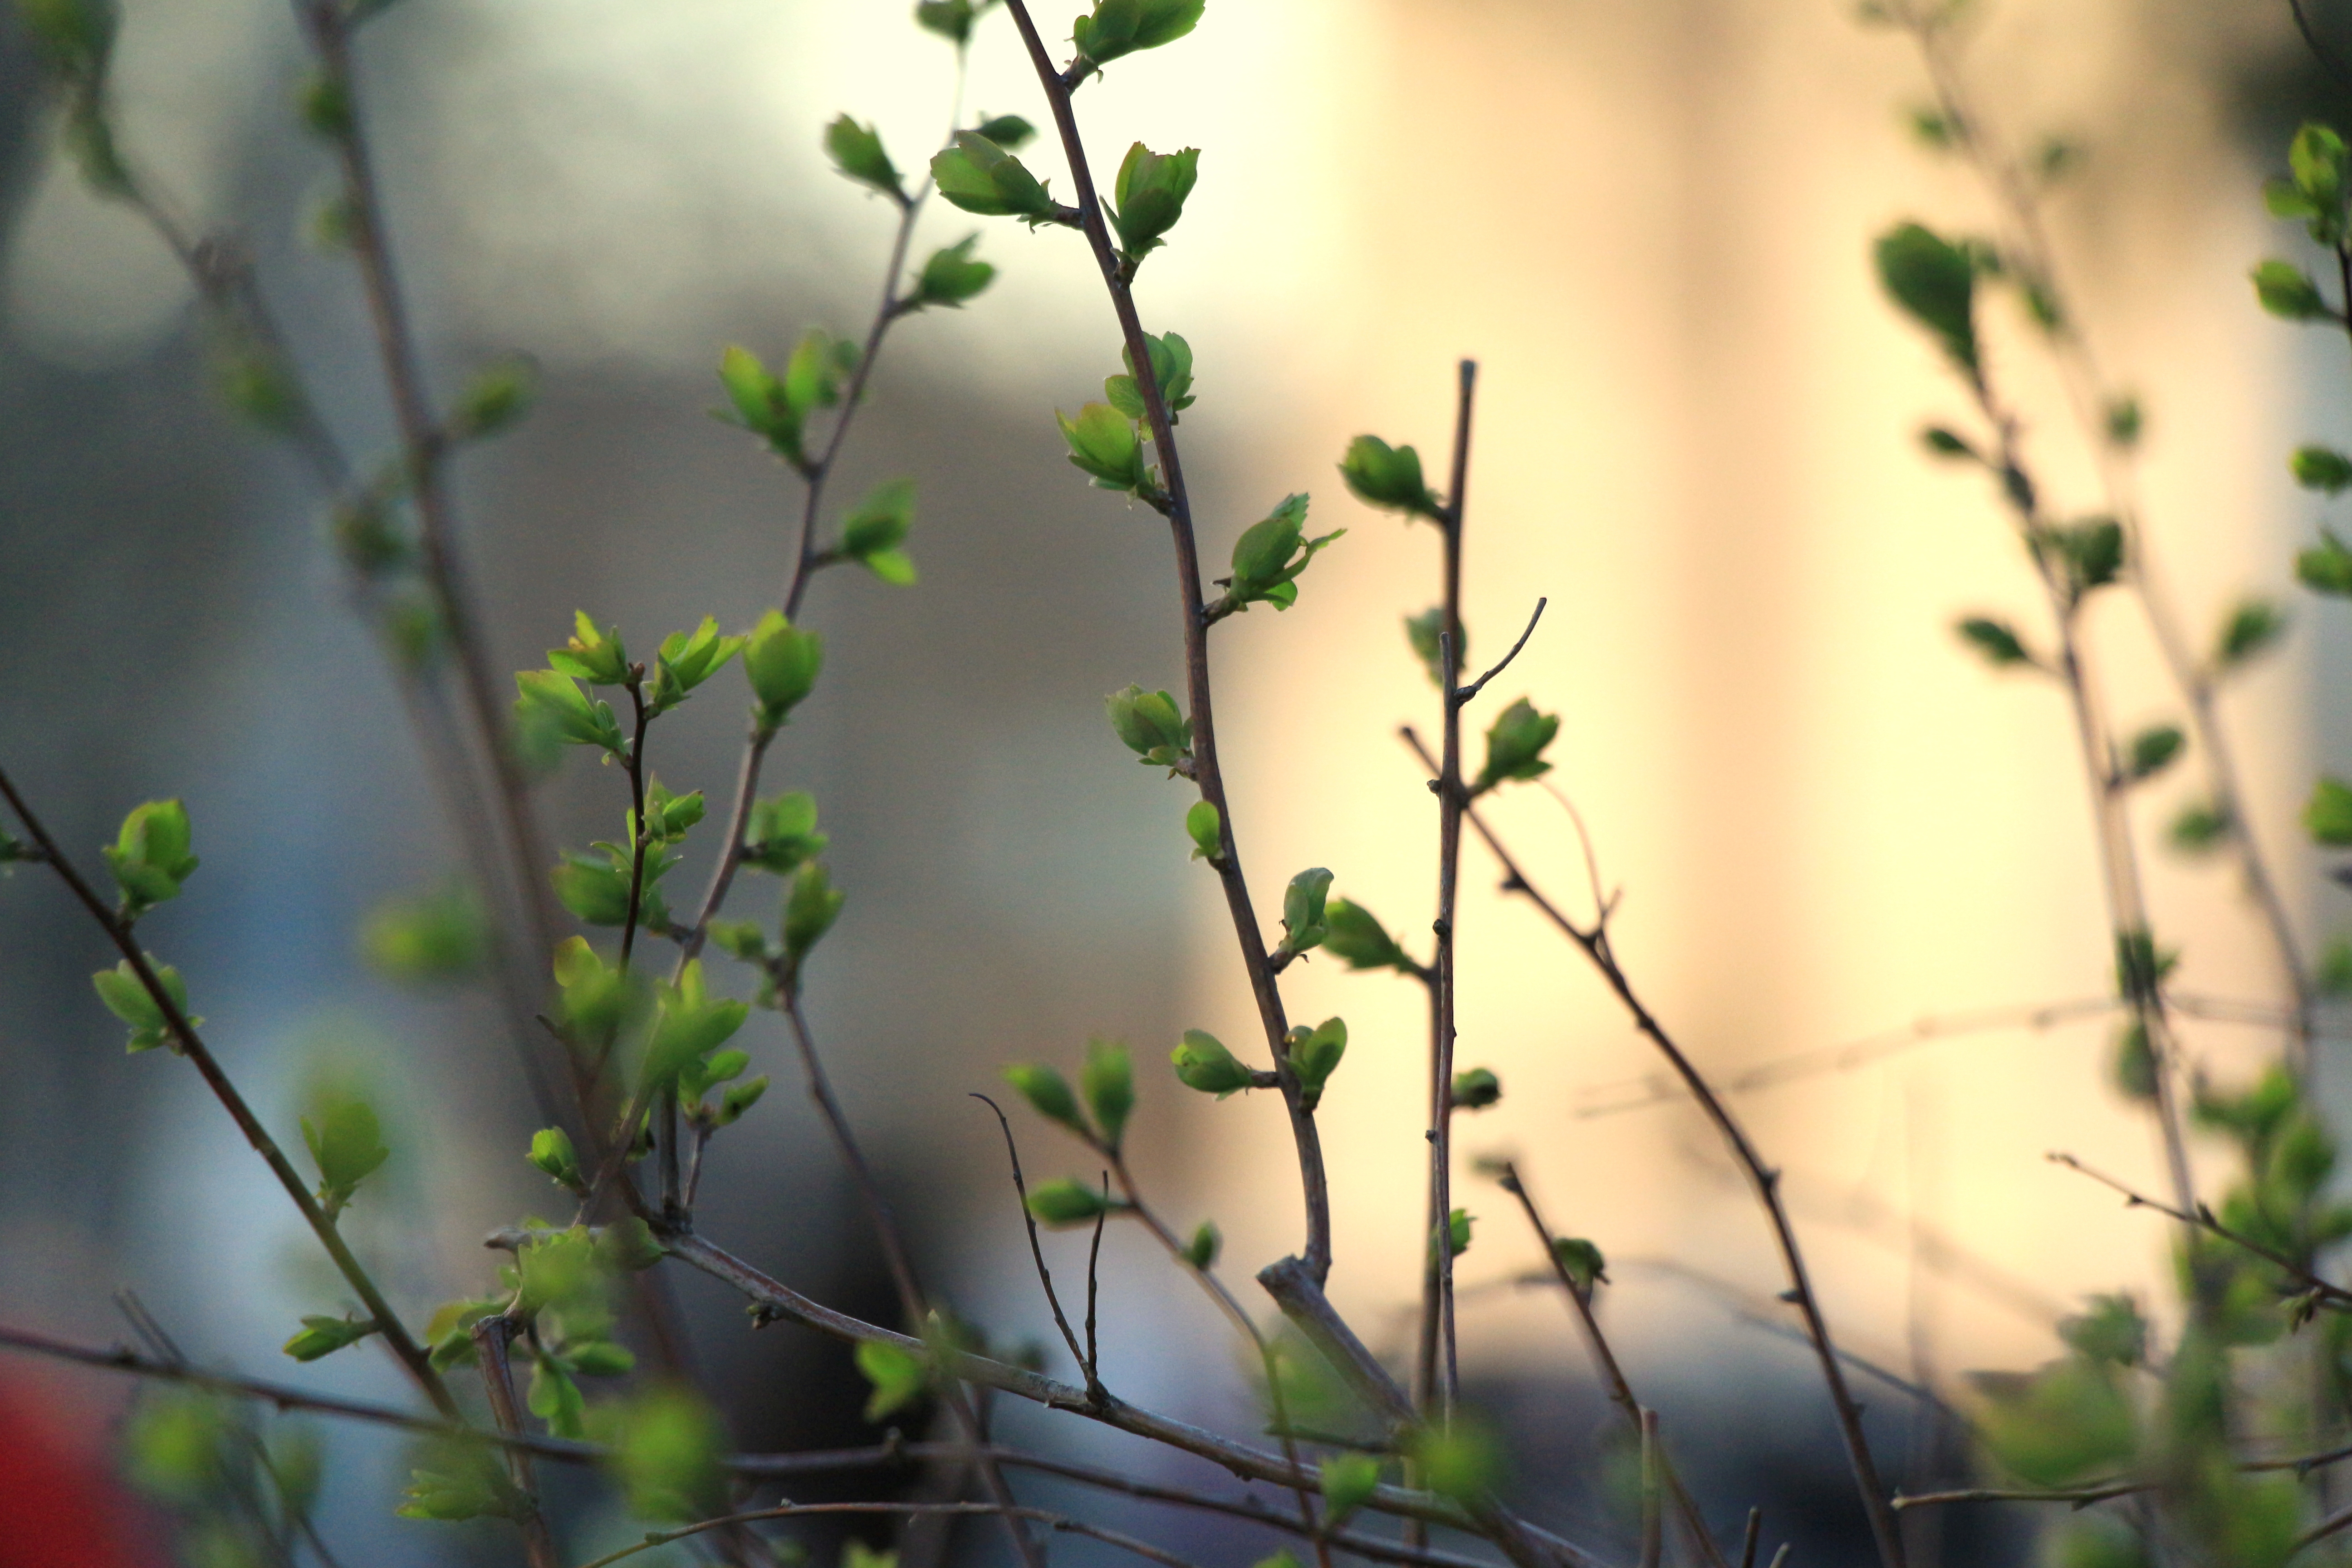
[[1026, 1176, 1117, 1227], [548, 610, 631, 686], [825, 114, 904, 201], [1340, 436, 1440, 519], [743, 610, 824, 730], [1473, 699, 1558, 792], [838, 477, 917, 585], [2253, 260, 2331, 322], [1070, 0, 1204, 69], [93, 957, 194, 1054], [284, 1314, 379, 1363], [1058, 402, 1150, 494], [1874, 221, 1980, 374], [1185, 799, 1222, 862], [1184, 1219, 1220, 1270], [1106, 685, 1191, 769], [1322, 899, 1418, 975], [1450, 1067, 1501, 1111], [1285, 1016, 1347, 1110], [783, 861, 846, 969], [912, 234, 996, 311], [1171, 1028, 1254, 1096], [650, 617, 743, 715], [302, 1099, 390, 1220], [105, 799, 199, 916], [1109, 142, 1199, 263], [1279, 867, 1333, 956], [1216, 493, 1343, 616], [1082, 1037, 1134, 1151], [1104, 331, 1195, 420], [931, 132, 1063, 225], [1004, 1062, 1087, 1137]]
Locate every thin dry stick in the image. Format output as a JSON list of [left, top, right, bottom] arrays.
[[571, 1499, 1205, 1568], [1422, 360, 1479, 1426], [1497, 1161, 1729, 1568], [974, 1096, 1094, 1383], [0, 766, 459, 1419], [1401, 730, 1907, 1568], [471, 1316, 562, 1568], [1892, 0, 2316, 1078], [1638, 1407, 1664, 1568], [1000, 0, 1334, 1282], [2047, 1152, 2352, 1311]]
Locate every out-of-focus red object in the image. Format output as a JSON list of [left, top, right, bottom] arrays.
[[0, 1373, 167, 1568]]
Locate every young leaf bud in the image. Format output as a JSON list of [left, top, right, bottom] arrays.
[[931, 131, 1063, 224], [301, 1099, 390, 1219], [1109, 141, 1200, 263], [825, 114, 904, 201], [104, 799, 199, 916], [527, 1126, 584, 1192], [1339, 436, 1440, 518], [1323, 899, 1417, 974], [1004, 1063, 1089, 1137], [1171, 1029, 1254, 1096], [283, 1315, 380, 1363], [912, 234, 996, 311], [1874, 221, 1980, 373], [2253, 259, 2331, 322], [1025, 1176, 1118, 1227], [1070, 0, 1204, 69], [839, 477, 917, 586], [743, 611, 825, 730], [1552, 1237, 1607, 1292], [1321, 1452, 1382, 1526], [1183, 1219, 1221, 1270], [1082, 1037, 1135, 1152], [783, 862, 846, 967], [92, 956, 196, 1054], [1286, 1016, 1347, 1110], [1474, 699, 1560, 793], [1450, 1067, 1501, 1111], [1185, 799, 1222, 862], [1279, 867, 1333, 956], [1058, 402, 1149, 492], [1105, 685, 1191, 769]]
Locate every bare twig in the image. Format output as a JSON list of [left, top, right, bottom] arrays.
[[972, 1095, 1092, 1383], [1638, 1408, 1664, 1568], [571, 1499, 1205, 1568], [2047, 1152, 2352, 1310], [1455, 596, 1547, 706], [1401, 729, 1907, 1568], [471, 1315, 561, 1568]]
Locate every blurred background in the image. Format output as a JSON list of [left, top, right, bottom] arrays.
[[2, 0, 2349, 1563]]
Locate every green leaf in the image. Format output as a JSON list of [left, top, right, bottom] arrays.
[[2058, 1295, 2146, 1366], [783, 861, 846, 968], [2299, 529, 2352, 596], [1285, 1016, 1347, 1110], [1058, 402, 1150, 492], [1450, 1067, 1501, 1110], [1321, 1451, 1381, 1525], [1474, 698, 1559, 792], [2293, 445, 2352, 494], [1955, 616, 2032, 669], [2320, 936, 2352, 999], [93, 957, 194, 1054], [915, 0, 980, 44], [361, 884, 489, 984], [825, 114, 903, 201], [1552, 1237, 1607, 1291], [1185, 799, 1222, 862], [2309, 777, 2352, 847], [716, 1075, 769, 1126], [2253, 259, 2331, 322], [1025, 1176, 1116, 1227], [1339, 435, 1440, 518], [551, 845, 669, 930], [568, 1339, 637, 1378], [1105, 331, 1196, 419], [547, 609, 632, 686], [2168, 799, 2231, 856], [1004, 1063, 1088, 1137], [2123, 725, 2183, 782], [1405, 607, 1460, 687], [1322, 898, 1417, 974], [1279, 867, 1333, 956], [550, 936, 647, 1046], [600, 1387, 725, 1523], [2103, 396, 2142, 449], [1183, 1219, 1220, 1270], [1411, 1419, 1501, 1503], [742, 790, 828, 876], [282, 1314, 380, 1363], [1874, 221, 1980, 373], [783, 328, 857, 421], [1071, 0, 1204, 68], [743, 610, 825, 730], [839, 477, 917, 584], [1105, 685, 1191, 769], [1083, 1037, 1135, 1151], [856, 1340, 929, 1421], [1972, 1359, 2137, 1485], [2215, 598, 2286, 668], [451, 356, 535, 440], [103, 799, 199, 917], [1920, 424, 1980, 461], [398, 1436, 523, 1521], [931, 131, 1063, 224], [650, 617, 743, 715], [301, 1099, 389, 1219], [641, 961, 750, 1096], [971, 113, 1035, 149], [17, 0, 118, 81], [1444, 1207, 1473, 1259], [913, 233, 996, 310], [716, 343, 804, 463], [1171, 1028, 1254, 1096], [514, 668, 625, 755], [527, 1127, 584, 1192], [1218, 493, 1343, 615], [1109, 141, 1200, 263], [2041, 517, 2124, 598]]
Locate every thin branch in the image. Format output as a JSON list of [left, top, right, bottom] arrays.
[[1741, 1510, 1763, 1568], [1401, 729, 1907, 1568], [972, 1095, 1092, 1382], [1454, 596, 1547, 706], [999, 0, 1333, 1283], [2046, 1152, 2352, 1310], [0, 766, 459, 1419], [471, 1315, 561, 1568], [1894, 1485, 2136, 1511], [571, 1500, 1205, 1568], [1086, 1171, 1109, 1382], [1638, 1408, 1664, 1568]]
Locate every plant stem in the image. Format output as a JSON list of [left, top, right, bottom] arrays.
[[1400, 730, 1907, 1568], [0, 766, 460, 1420], [571, 1499, 1206, 1568], [472, 1315, 561, 1568], [998, 0, 1332, 1283]]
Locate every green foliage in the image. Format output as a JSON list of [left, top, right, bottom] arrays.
[[283, 1313, 379, 1362], [2038, 517, 2125, 601], [915, 0, 997, 46], [2214, 598, 2286, 669], [1106, 685, 1192, 770], [105, 799, 198, 917], [1411, 1419, 1502, 1503], [838, 477, 918, 585], [1956, 615, 2034, 669], [971, 113, 1034, 149], [1553, 1236, 1607, 1291], [1920, 423, 1980, 461], [783, 860, 847, 972], [1322, 897, 1419, 974], [515, 668, 625, 756], [2169, 799, 2231, 854], [550, 935, 648, 1046], [527, 1126, 584, 1192], [931, 131, 1064, 225], [360, 884, 487, 983], [1025, 1176, 1117, 1226], [641, 960, 750, 1096], [1474, 698, 1559, 792], [1004, 1061, 1087, 1136], [1874, 220, 1980, 375], [1183, 1219, 1220, 1269], [1405, 606, 1460, 686], [744, 610, 825, 731], [650, 617, 744, 715], [92, 956, 195, 1053], [1971, 1357, 2138, 1485], [1444, 1206, 1473, 1259], [551, 839, 673, 930], [1340, 435, 1441, 519], [2298, 528, 2352, 596], [2252, 260, 2331, 323], [912, 234, 996, 311], [1321, 1450, 1382, 1525], [1284, 1016, 1346, 1110], [1082, 1037, 1135, 1150], [716, 332, 860, 468], [1214, 493, 1343, 616], [1109, 142, 1200, 264], [1450, 1066, 1501, 1110], [597, 1386, 726, 1522], [1104, 331, 1196, 421], [17, 0, 118, 82], [857, 1339, 929, 1421], [2122, 724, 2183, 782], [300, 1098, 389, 1220], [2293, 445, 2352, 495], [1278, 866, 1333, 957], [1070, 0, 1205, 69], [451, 356, 535, 441], [398, 1436, 524, 1521], [2057, 1295, 2146, 1367], [1171, 1028, 1254, 1095], [825, 114, 904, 202], [1058, 402, 1152, 494], [1185, 798, 1222, 861], [2265, 122, 2351, 247], [742, 790, 828, 876], [2308, 776, 2352, 847]]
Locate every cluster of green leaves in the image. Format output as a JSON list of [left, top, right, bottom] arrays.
[[1207, 494, 1344, 620], [122, 1385, 328, 1563], [719, 332, 862, 473]]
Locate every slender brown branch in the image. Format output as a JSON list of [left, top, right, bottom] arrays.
[[572, 1499, 1204, 1568], [1637, 1408, 1663, 1568], [1893, 1485, 2136, 1511], [1401, 729, 1907, 1568], [471, 1315, 561, 1568], [1456, 596, 1547, 706], [973, 1096, 1093, 1383], [0, 766, 459, 1419], [2046, 1152, 2352, 1310], [999, 0, 1332, 1282]]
